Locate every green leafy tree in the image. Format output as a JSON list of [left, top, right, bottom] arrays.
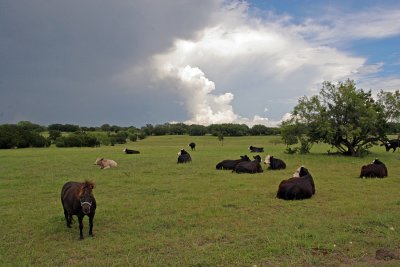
[[284, 79, 387, 156], [100, 124, 111, 132], [48, 130, 62, 141], [218, 133, 224, 146], [188, 124, 207, 136], [280, 121, 312, 154], [377, 90, 400, 123]]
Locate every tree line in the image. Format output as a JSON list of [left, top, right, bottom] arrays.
[[0, 121, 281, 149]]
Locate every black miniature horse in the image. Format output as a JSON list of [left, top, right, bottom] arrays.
[[61, 181, 96, 239]]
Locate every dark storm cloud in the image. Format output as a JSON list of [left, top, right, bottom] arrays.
[[0, 0, 219, 126]]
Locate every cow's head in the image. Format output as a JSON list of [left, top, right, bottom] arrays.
[[372, 158, 384, 165], [253, 155, 262, 162], [178, 149, 187, 156], [240, 155, 250, 161], [293, 166, 308, 178], [264, 155, 272, 165], [94, 158, 104, 165]]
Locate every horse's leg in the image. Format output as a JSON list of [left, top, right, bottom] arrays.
[[88, 214, 94, 236], [78, 216, 84, 239], [64, 208, 72, 228]]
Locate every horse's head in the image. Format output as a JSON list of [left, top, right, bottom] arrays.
[[78, 181, 95, 214]]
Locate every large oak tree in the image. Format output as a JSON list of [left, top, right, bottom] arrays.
[[283, 79, 389, 156]]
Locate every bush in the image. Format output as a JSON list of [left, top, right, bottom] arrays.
[[129, 134, 138, 142], [0, 124, 49, 148]]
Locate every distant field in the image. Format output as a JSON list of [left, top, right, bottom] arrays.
[[0, 135, 399, 266]]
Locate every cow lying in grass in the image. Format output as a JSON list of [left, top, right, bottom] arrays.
[[276, 166, 315, 200], [94, 158, 118, 169], [216, 155, 250, 170], [360, 159, 388, 178], [264, 155, 286, 170], [177, 149, 191, 163], [249, 145, 264, 153], [123, 148, 140, 154], [233, 155, 263, 174]]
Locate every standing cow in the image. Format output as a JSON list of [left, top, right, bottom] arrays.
[[381, 139, 400, 152], [189, 142, 196, 151]]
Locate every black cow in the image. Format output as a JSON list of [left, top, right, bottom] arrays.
[[264, 155, 286, 170], [360, 159, 388, 178], [233, 155, 263, 173], [189, 142, 196, 151], [276, 166, 315, 200], [177, 149, 192, 163], [123, 148, 140, 154], [249, 145, 264, 153], [381, 139, 400, 152], [216, 155, 250, 170]]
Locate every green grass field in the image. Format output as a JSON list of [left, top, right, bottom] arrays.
[[0, 135, 399, 266]]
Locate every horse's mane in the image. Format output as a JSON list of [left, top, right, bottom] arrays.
[[77, 180, 95, 198]]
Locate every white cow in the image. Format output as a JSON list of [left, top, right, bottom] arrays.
[[94, 158, 118, 169]]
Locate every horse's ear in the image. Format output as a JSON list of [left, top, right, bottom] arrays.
[[88, 181, 95, 189]]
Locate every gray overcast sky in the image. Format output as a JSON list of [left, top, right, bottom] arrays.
[[1, 0, 400, 127]]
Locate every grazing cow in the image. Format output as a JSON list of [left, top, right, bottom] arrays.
[[360, 159, 388, 178], [264, 155, 286, 170], [381, 139, 400, 152], [233, 155, 263, 173], [216, 155, 250, 170], [276, 166, 315, 200], [94, 158, 118, 169], [177, 149, 191, 163], [123, 148, 140, 154], [249, 145, 264, 153], [189, 142, 196, 151]]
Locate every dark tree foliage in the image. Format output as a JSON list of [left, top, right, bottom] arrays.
[[208, 124, 250, 136], [153, 124, 169, 136], [17, 121, 46, 132], [55, 132, 100, 147], [0, 124, 49, 149], [249, 124, 280, 135], [141, 124, 154, 136], [48, 123, 80, 132], [168, 123, 189, 135], [188, 124, 208, 136], [109, 131, 128, 144], [387, 122, 400, 134], [100, 124, 111, 132], [48, 130, 62, 141]]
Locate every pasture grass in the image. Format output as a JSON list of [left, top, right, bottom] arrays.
[[0, 135, 399, 266]]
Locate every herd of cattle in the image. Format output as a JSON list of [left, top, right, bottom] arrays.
[[94, 141, 394, 201]]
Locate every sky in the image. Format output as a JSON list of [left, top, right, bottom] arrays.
[[1, 0, 400, 127]]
